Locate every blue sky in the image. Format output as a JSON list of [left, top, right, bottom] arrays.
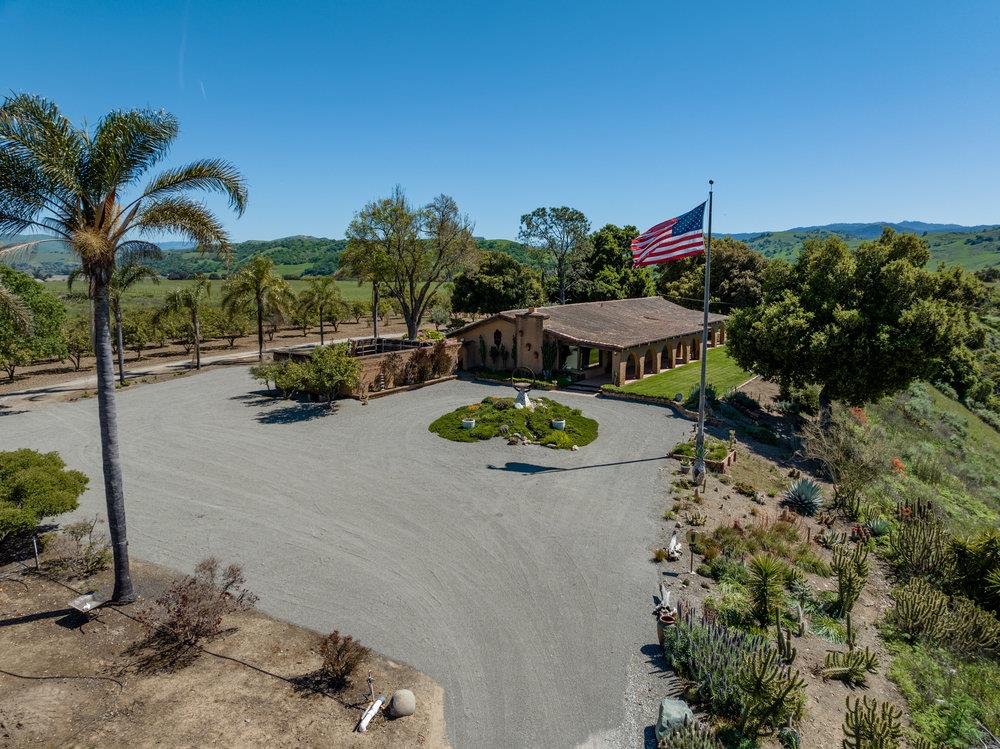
[[2, 0, 998, 241]]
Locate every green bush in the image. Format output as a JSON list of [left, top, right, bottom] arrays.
[[0, 449, 88, 546]]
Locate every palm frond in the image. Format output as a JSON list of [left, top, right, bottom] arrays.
[[81, 109, 178, 197], [139, 158, 247, 215], [117, 240, 163, 266], [134, 197, 230, 253], [0, 94, 84, 208], [0, 279, 33, 334]]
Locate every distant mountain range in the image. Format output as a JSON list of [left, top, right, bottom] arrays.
[[4, 221, 999, 277]]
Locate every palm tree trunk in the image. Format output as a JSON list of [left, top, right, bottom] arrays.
[[93, 281, 136, 603], [255, 295, 264, 361], [114, 300, 126, 384], [319, 306, 325, 346], [193, 311, 201, 370]]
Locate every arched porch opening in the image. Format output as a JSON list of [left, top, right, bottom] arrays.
[[660, 343, 673, 370], [643, 349, 656, 377], [625, 351, 640, 381]]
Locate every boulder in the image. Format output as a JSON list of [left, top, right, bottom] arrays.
[[389, 689, 416, 718], [654, 698, 694, 742]]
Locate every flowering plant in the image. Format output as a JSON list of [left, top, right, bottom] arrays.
[[890, 457, 905, 474]]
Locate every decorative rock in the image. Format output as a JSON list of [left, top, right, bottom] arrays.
[[654, 698, 695, 742], [571, 445, 579, 451], [389, 689, 416, 718]]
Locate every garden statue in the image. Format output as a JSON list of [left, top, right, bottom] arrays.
[[510, 366, 535, 410]]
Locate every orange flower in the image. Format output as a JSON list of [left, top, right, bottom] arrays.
[[467, 404, 480, 411], [891, 457, 905, 474], [850, 406, 868, 425]]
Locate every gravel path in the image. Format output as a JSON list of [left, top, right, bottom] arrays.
[[2, 370, 689, 748]]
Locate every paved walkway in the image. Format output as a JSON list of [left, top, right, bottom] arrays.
[[3, 371, 687, 748]]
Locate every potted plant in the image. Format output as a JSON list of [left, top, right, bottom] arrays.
[[679, 458, 692, 475], [462, 417, 476, 429], [551, 418, 566, 430]]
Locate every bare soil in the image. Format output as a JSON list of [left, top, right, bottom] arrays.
[[0, 317, 410, 404], [0, 559, 449, 749]]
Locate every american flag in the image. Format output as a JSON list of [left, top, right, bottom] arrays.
[[631, 202, 706, 266]]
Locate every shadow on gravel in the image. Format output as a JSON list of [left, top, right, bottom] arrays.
[[487, 455, 667, 475], [255, 402, 336, 424]]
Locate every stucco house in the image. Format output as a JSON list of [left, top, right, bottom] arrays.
[[452, 296, 727, 386]]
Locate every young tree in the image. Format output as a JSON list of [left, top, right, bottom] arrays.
[[727, 230, 981, 422], [63, 317, 93, 370], [0, 266, 65, 381], [451, 251, 546, 314], [349, 300, 368, 324], [156, 277, 211, 369], [341, 188, 477, 339], [518, 206, 591, 304], [299, 276, 344, 345], [0, 94, 247, 602], [306, 344, 362, 405], [121, 308, 155, 360], [222, 254, 290, 360]]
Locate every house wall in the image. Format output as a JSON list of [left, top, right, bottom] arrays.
[[456, 318, 517, 370]]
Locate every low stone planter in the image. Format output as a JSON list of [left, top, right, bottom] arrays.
[[668, 448, 737, 473], [461, 418, 476, 429], [551, 418, 566, 430]]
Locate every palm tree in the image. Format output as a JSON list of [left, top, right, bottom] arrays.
[[69, 246, 160, 384], [0, 279, 32, 333], [299, 276, 343, 346], [222, 254, 290, 360], [0, 95, 246, 602], [155, 276, 211, 369]]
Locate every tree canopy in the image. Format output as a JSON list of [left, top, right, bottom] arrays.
[[451, 251, 545, 314], [726, 229, 983, 409], [518, 206, 591, 304], [655, 237, 769, 311], [0, 265, 65, 380], [0, 449, 88, 546], [340, 187, 477, 339], [578, 223, 655, 302]]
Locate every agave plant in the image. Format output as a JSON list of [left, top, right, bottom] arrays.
[[781, 478, 823, 517], [865, 517, 891, 538]]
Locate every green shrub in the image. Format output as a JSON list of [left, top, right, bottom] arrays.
[[429, 397, 598, 449], [684, 383, 719, 410], [723, 390, 760, 412], [0, 449, 88, 547]]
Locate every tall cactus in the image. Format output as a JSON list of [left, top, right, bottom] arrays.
[[821, 647, 879, 686], [775, 608, 797, 665], [842, 696, 902, 749], [834, 544, 870, 616], [657, 720, 723, 749]]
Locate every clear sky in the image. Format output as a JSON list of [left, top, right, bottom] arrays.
[[2, 0, 998, 241]]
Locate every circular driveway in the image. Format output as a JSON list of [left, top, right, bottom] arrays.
[[4, 371, 690, 748]]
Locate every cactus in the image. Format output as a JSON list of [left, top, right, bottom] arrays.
[[842, 696, 902, 749], [845, 612, 857, 650], [782, 478, 823, 516], [888, 579, 1000, 653], [657, 720, 723, 749], [736, 647, 807, 738], [887, 517, 952, 581], [821, 647, 879, 686], [775, 609, 797, 665], [833, 545, 870, 616], [796, 601, 808, 637]]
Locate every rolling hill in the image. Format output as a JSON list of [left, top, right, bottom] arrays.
[[4, 220, 999, 278]]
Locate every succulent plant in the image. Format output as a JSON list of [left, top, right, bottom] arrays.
[[775, 609, 797, 665], [821, 647, 879, 685], [865, 517, 891, 538], [842, 696, 902, 749], [657, 720, 723, 749], [781, 478, 823, 516], [833, 544, 870, 616]]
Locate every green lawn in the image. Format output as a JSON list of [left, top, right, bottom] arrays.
[[610, 346, 752, 398]]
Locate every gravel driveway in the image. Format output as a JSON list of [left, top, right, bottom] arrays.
[[3, 371, 690, 748]]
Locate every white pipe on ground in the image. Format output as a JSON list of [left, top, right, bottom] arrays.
[[357, 695, 385, 732]]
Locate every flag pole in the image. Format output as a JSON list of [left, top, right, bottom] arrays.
[[693, 180, 714, 483]]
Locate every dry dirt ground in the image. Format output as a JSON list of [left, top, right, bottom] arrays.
[[0, 317, 411, 404], [0, 559, 448, 749]]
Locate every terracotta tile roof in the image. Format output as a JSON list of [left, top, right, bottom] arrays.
[[454, 296, 725, 351]]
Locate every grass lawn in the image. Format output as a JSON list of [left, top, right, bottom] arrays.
[[608, 346, 752, 398]]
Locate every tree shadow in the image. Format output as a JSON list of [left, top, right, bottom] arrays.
[[255, 401, 337, 424], [287, 669, 361, 707], [486, 455, 668, 474]]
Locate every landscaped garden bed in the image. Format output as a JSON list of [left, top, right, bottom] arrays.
[[669, 435, 736, 472], [429, 396, 598, 449]]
